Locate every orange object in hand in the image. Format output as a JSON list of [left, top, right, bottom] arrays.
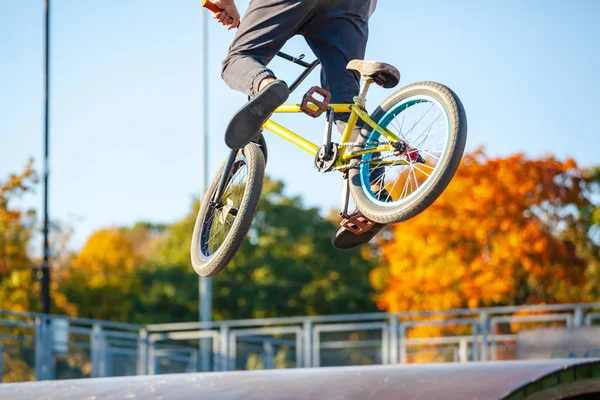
[[201, 0, 222, 13], [201, 0, 241, 27]]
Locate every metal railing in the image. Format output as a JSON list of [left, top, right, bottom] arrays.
[[1, 302, 599, 382]]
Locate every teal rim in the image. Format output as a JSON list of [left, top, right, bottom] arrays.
[[359, 95, 450, 207]]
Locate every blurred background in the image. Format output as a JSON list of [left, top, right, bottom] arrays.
[[0, 0, 599, 383]]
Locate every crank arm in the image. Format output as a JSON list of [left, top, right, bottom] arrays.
[[339, 172, 351, 219]]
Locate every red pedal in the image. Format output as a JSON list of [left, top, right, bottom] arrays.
[[300, 86, 331, 118], [341, 212, 375, 234]]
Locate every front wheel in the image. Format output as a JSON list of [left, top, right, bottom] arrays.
[[349, 81, 467, 224], [191, 144, 265, 277]]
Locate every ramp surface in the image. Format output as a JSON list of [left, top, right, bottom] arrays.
[[1, 359, 599, 400]]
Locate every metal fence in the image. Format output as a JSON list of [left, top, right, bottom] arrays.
[[1, 303, 600, 382]]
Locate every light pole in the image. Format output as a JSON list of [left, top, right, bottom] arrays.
[[41, 0, 52, 315], [199, 4, 212, 371]]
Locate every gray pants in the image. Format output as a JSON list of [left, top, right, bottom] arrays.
[[222, 0, 376, 123]]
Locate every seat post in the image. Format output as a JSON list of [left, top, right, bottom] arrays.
[[354, 78, 373, 108]]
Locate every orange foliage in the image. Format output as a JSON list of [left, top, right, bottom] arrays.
[[71, 228, 143, 288], [372, 149, 590, 313], [0, 159, 37, 273], [0, 160, 76, 315]]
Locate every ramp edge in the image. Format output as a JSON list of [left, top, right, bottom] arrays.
[[504, 360, 600, 400]]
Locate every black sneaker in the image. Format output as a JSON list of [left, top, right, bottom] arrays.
[[224, 80, 289, 149], [331, 221, 386, 250]]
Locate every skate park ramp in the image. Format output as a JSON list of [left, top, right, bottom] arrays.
[[1, 359, 599, 400]]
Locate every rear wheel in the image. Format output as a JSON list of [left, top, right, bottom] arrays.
[[349, 81, 467, 224], [191, 144, 265, 277]]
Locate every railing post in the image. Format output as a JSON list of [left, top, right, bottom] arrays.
[[34, 317, 44, 380], [381, 322, 389, 365], [91, 323, 106, 377], [219, 325, 230, 371], [34, 316, 52, 380], [263, 339, 274, 370], [574, 306, 584, 327], [399, 324, 407, 364], [490, 316, 497, 361], [212, 332, 219, 372], [0, 341, 3, 381], [480, 311, 488, 361], [471, 323, 479, 361], [303, 321, 312, 368], [228, 331, 236, 371], [458, 338, 468, 363], [137, 328, 148, 375], [148, 337, 156, 375], [389, 316, 399, 364], [312, 324, 320, 368]]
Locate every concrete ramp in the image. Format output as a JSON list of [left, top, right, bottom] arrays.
[[0, 359, 599, 400]]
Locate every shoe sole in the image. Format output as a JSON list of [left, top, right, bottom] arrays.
[[331, 222, 386, 250], [225, 81, 289, 149]]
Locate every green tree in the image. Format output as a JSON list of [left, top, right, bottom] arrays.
[[135, 177, 379, 322], [560, 165, 600, 299]]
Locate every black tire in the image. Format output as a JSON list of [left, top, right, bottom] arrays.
[[349, 81, 467, 224], [191, 144, 265, 277]]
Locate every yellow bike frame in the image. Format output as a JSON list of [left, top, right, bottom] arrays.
[[261, 84, 403, 170]]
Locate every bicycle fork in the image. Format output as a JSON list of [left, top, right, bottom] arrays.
[[210, 149, 237, 208]]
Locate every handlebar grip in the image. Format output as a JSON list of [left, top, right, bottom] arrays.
[[201, 0, 222, 13]]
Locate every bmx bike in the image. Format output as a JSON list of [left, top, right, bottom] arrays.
[[191, 1, 467, 277]]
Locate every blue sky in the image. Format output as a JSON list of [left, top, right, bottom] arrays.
[[1, 0, 599, 250]]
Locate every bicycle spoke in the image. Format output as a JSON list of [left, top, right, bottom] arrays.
[[422, 150, 441, 161], [404, 103, 435, 137], [410, 110, 442, 148], [417, 162, 436, 171], [412, 163, 432, 178], [400, 171, 410, 199]]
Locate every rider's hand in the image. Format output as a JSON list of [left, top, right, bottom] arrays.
[[212, 0, 240, 30]]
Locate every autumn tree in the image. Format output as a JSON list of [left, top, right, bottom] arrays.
[[0, 160, 75, 315], [0, 159, 37, 273], [371, 149, 599, 313], [0, 161, 79, 381], [60, 226, 158, 321]]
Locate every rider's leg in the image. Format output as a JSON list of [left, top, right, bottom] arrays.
[[221, 0, 321, 149], [303, 0, 384, 189], [301, 1, 386, 248], [301, 1, 369, 122]]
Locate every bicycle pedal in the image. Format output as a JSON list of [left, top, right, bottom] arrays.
[[300, 86, 331, 118], [340, 213, 375, 235]]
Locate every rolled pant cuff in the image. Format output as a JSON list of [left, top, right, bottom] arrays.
[[251, 69, 277, 97]]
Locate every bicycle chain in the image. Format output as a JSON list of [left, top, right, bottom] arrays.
[[328, 140, 402, 172]]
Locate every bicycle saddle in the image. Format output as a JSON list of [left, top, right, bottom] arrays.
[[347, 60, 400, 89]]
